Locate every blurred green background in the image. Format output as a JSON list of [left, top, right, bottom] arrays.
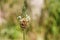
[[0, 0, 60, 40]]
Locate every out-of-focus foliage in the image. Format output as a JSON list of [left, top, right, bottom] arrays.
[[48, 0, 60, 34], [46, 0, 60, 40], [0, 0, 60, 40], [0, 0, 24, 40]]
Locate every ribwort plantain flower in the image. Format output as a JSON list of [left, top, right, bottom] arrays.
[[17, 15, 30, 29]]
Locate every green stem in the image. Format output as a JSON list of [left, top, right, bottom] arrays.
[[23, 29, 26, 40]]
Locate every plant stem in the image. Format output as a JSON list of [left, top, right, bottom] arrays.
[[23, 29, 25, 40]]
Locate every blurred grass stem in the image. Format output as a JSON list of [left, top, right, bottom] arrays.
[[23, 28, 26, 40]]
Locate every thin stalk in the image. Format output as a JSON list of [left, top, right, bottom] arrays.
[[23, 29, 26, 40]]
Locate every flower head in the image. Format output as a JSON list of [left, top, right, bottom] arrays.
[[17, 15, 30, 28]]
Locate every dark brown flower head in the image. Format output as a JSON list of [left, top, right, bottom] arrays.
[[20, 18, 28, 28], [17, 15, 30, 29]]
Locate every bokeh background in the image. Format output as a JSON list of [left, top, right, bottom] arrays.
[[0, 0, 60, 40]]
